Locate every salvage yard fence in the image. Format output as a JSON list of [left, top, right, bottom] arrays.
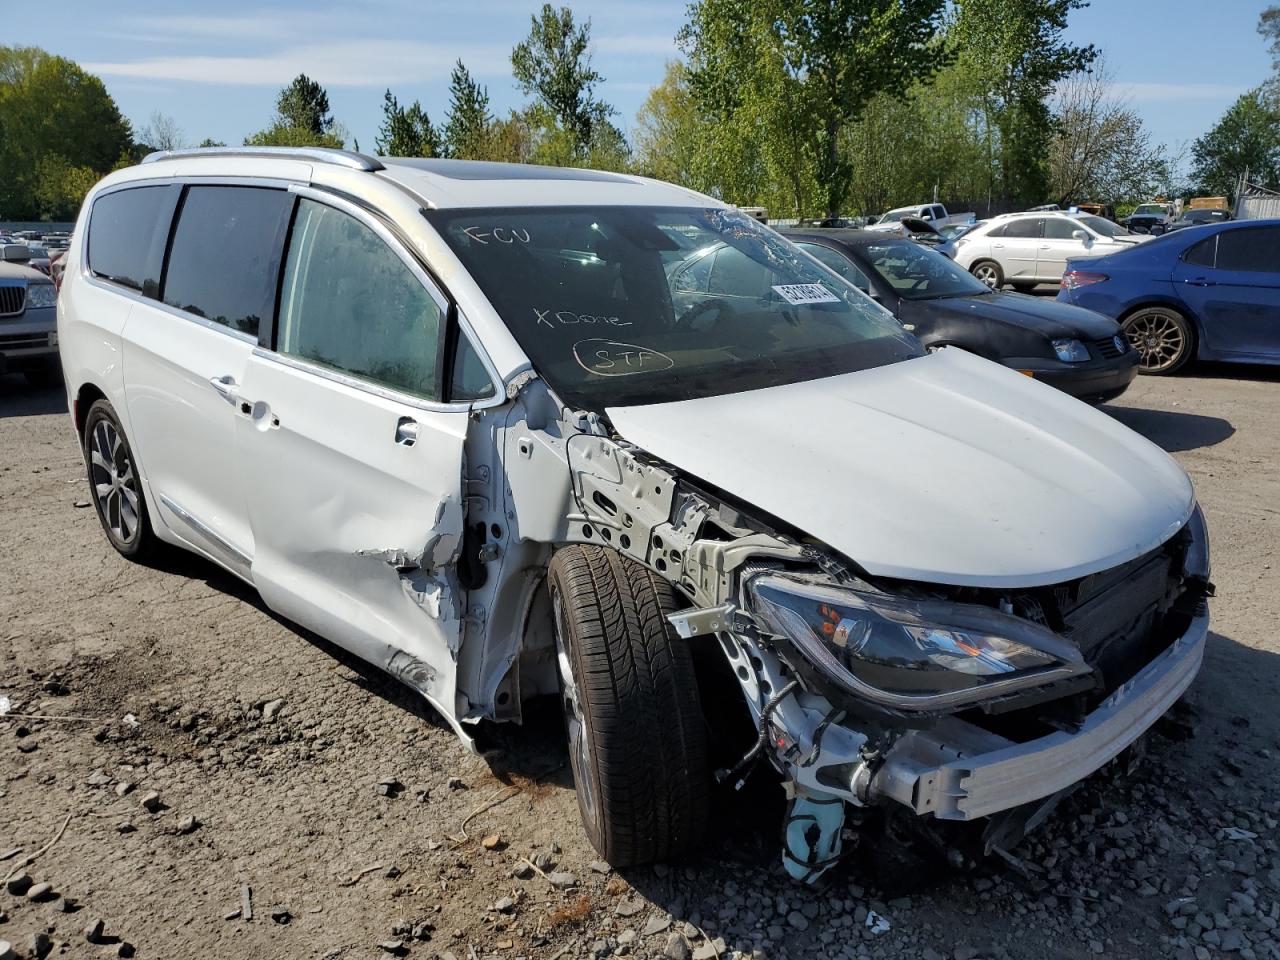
[[1234, 178, 1280, 221]]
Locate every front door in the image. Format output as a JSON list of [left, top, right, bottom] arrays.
[[122, 184, 293, 577], [1173, 225, 1280, 359], [994, 217, 1042, 281], [1037, 217, 1088, 282], [237, 191, 471, 724]]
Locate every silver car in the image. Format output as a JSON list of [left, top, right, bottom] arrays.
[[1, 244, 59, 384]]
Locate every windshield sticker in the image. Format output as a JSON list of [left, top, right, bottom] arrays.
[[772, 283, 840, 305], [572, 339, 675, 377], [462, 226, 531, 245], [535, 308, 631, 330]]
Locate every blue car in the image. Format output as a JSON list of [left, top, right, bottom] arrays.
[[1058, 218, 1280, 374]]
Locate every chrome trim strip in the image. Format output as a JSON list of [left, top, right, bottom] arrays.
[[157, 493, 252, 569], [143, 146, 384, 172], [252, 347, 474, 415]]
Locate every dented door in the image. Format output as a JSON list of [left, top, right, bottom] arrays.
[[235, 190, 470, 729]]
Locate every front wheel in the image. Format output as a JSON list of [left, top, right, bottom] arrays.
[[547, 545, 709, 867], [1123, 307, 1194, 374], [970, 260, 1004, 289], [82, 399, 160, 560]]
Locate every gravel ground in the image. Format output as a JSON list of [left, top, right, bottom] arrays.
[[1, 365, 1278, 960]]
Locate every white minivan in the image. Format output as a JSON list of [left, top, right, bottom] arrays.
[[60, 148, 1211, 882]]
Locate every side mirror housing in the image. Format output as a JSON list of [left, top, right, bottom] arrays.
[[1071, 229, 1089, 243]]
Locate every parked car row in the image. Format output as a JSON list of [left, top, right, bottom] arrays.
[[0, 242, 60, 383]]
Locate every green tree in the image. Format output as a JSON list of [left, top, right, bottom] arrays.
[[443, 60, 492, 159], [246, 74, 344, 148], [0, 46, 133, 219], [511, 4, 618, 161], [197, 138, 227, 148], [1191, 89, 1280, 194], [683, 0, 949, 217], [950, 0, 1096, 207], [1262, 6, 1280, 103], [374, 89, 441, 157], [632, 61, 701, 187]]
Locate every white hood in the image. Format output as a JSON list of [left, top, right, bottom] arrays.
[[607, 349, 1194, 588]]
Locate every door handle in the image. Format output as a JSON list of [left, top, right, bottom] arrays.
[[1039, 244, 1051, 250], [993, 243, 1004, 248], [1186, 277, 1217, 287], [209, 375, 239, 404], [395, 416, 419, 446]]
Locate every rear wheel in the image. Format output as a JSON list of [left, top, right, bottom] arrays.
[[971, 260, 1004, 289], [547, 544, 709, 867], [82, 399, 159, 560], [1123, 307, 1194, 374]]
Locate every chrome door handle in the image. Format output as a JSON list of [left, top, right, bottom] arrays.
[[210, 375, 239, 404], [1186, 277, 1217, 287], [395, 416, 419, 446], [1039, 244, 1051, 250]]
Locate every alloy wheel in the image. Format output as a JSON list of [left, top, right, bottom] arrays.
[[1124, 310, 1186, 373], [972, 263, 1000, 288], [89, 419, 140, 544], [552, 590, 600, 835]]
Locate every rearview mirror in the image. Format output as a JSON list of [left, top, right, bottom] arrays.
[[2, 244, 32, 263]]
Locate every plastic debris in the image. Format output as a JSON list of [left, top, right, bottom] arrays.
[[865, 910, 890, 935], [1223, 827, 1258, 841]]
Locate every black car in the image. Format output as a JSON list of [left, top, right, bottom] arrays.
[[1120, 204, 1173, 235], [781, 229, 1139, 403], [1166, 208, 1233, 232]]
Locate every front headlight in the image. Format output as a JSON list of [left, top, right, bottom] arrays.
[[1184, 502, 1210, 580], [26, 283, 57, 309], [1052, 338, 1090, 363], [747, 573, 1088, 711]]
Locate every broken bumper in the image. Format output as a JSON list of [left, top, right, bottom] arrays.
[[869, 611, 1207, 821]]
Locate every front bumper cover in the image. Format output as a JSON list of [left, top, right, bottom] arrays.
[[869, 611, 1207, 821]]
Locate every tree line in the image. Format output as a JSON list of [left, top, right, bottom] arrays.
[[3, 2, 1279, 223]]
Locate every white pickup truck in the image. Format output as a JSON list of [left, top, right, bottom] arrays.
[[869, 203, 974, 231]]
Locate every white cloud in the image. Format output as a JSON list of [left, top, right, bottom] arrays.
[[84, 39, 511, 87], [1121, 82, 1244, 102]]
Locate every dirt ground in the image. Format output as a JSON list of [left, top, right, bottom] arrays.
[[1, 363, 1278, 960]]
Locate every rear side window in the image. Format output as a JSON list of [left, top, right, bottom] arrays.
[[1183, 235, 1217, 268], [1215, 227, 1280, 273], [87, 185, 176, 296], [163, 186, 292, 338], [277, 198, 444, 400]]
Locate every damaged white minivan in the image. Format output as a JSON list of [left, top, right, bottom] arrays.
[[60, 148, 1212, 881]]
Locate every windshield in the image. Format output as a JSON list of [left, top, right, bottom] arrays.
[[1133, 205, 1168, 216], [878, 209, 912, 223], [1077, 215, 1130, 238], [860, 239, 990, 300], [426, 206, 921, 410]]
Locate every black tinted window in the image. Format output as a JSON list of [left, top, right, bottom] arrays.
[[163, 186, 291, 337], [1183, 236, 1217, 268], [1215, 227, 1280, 273], [88, 186, 175, 296], [1001, 218, 1042, 239], [451, 333, 496, 402], [1043, 218, 1080, 240]]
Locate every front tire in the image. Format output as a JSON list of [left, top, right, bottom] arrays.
[[971, 259, 1004, 289], [1123, 307, 1194, 374], [547, 545, 709, 867], [82, 399, 159, 561]]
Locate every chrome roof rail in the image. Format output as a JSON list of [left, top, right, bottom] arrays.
[[142, 146, 385, 172]]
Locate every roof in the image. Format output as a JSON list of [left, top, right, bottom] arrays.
[[376, 157, 715, 210]]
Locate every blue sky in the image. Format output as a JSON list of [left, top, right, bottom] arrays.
[[4, 0, 1273, 161]]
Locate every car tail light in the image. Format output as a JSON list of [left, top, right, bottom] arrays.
[[1061, 270, 1108, 290]]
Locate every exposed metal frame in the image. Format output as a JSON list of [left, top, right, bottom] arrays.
[[143, 146, 385, 172]]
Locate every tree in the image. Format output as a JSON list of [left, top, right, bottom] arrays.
[[0, 46, 133, 219], [443, 60, 492, 159], [1048, 60, 1168, 206], [511, 4, 618, 160], [950, 0, 1097, 207], [137, 111, 184, 152], [197, 138, 226, 148], [1191, 89, 1280, 195], [682, 0, 949, 217], [247, 74, 343, 148], [633, 61, 701, 187], [374, 89, 441, 157], [1262, 6, 1280, 103]]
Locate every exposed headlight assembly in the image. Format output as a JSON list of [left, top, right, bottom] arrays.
[[747, 573, 1088, 711], [1183, 502, 1210, 581], [26, 283, 57, 309], [1052, 338, 1090, 363]]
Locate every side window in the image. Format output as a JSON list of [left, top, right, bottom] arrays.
[[87, 185, 176, 296], [1183, 235, 1217, 268], [278, 198, 444, 400], [163, 186, 292, 337], [1001, 218, 1043, 239], [1043, 218, 1080, 240], [709, 246, 771, 298], [673, 250, 713, 294], [931, 206, 946, 221], [797, 242, 872, 291], [1215, 227, 1280, 273], [450, 333, 496, 402], [985, 223, 1007, 239]]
